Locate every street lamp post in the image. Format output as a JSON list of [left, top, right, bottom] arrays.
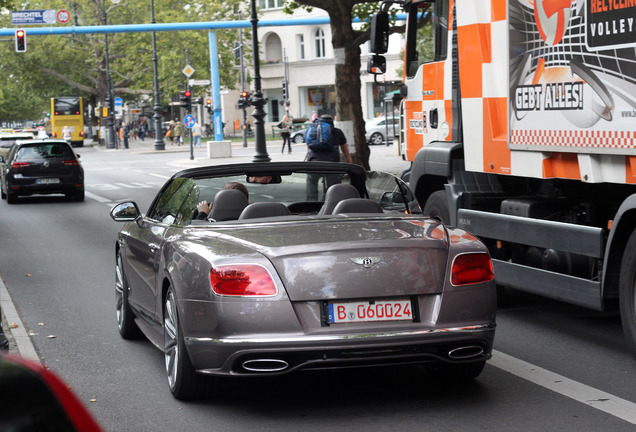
[[102, 0, 117, 149], [150, 0, 164, 150], [250, 0, 270, 162]]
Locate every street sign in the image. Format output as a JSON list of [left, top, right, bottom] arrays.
[[188, 79, 211, 86], [11, 10, 56, 25], [182, 65, 195, 78], [57, 10, 70, 23], [184, 114, 196, 128], [114, 97, 123, 106]]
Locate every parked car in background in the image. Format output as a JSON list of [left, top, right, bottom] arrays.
[[290, 127, 308, 144], [0, 132, 35, 160], [0, 139, 84, 204], [365, 116, 400, 145], [110, 161, 496, 400]]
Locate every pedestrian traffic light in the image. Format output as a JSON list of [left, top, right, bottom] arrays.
[[282, 80, 288, 101], [179, 90, 191, 109], [15, 29, 26, 53]]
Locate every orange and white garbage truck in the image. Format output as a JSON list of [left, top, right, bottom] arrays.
[[369, 0, 636, 357]]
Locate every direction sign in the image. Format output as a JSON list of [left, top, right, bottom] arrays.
[[184, 114, 196, 128], [114, 97, 123, 106], [182, 65, 195, 78], [57, 10, 70, 23], [189, 79, 211, 86]]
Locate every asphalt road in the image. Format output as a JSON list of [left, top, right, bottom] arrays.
[[2, 140, 636, 431]]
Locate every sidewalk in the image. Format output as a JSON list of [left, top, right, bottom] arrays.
[[90, 136, 411, 176]]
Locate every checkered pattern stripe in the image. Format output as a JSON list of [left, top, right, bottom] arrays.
[[511, 129, 636, 151]]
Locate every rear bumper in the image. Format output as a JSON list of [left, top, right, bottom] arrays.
[[7, 177, 83, 196], [186, 323, 495, 376]]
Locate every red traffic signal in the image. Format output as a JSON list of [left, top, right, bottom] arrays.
[[206, 98, 212, 106], [184, 90, 191, 97], [240, 91, 249, 98], [15, 29, 26, 53]]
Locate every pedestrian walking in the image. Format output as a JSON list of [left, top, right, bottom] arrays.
[[174, 121, 183, 146], [167, 120, 175, 145], [139, 123, 146, 141], [192, 122, 202, 147], [62, 125, 72, 145], [279, 114, 292, 153], [304, 114, 352, 201]]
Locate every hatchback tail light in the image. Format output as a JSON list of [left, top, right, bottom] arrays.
[[210, 264, 277, 296], [63, 159, 81, 166], [451, 253, 494, 286], [11, 162, 30, 170]]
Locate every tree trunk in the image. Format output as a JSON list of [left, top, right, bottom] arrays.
[[327, 3, 371, 170]]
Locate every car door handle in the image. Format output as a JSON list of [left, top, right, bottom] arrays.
[[149, 243, 160, 252]]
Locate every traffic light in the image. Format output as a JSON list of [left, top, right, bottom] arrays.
[[179, 90, 191, 110], [236, 91, 252, 110], [15, 29, 26, 53], [205, 98, 212, 114], [282, 80, 288, 101]]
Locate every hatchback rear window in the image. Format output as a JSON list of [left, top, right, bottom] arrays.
[[17, 144, 74, 160]]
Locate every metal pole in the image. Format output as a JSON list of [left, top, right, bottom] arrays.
[[151, 0, 164, 150], [185, 49, 194, 161], [250, 0, 270, 163], [239, 11, 247, 148], [102, 0, 116, 149]]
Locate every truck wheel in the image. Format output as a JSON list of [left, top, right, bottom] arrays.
[[619, 230, 636, 359], [423, 190, 450, 225]]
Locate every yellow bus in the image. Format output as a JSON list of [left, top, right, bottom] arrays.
[[50, 97, 85, 147]]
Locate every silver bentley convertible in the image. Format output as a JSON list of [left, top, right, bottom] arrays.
[[110, 161, 496, 400]]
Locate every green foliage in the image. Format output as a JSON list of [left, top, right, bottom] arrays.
[[0, 0, 248, 123]]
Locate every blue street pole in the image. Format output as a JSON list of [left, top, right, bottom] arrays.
[[208, 31, 224, 143]]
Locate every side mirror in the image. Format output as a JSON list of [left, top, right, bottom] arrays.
[[367, 55, 387, 75], [370, 11, 390, 54], [110, 201, 140, 222]]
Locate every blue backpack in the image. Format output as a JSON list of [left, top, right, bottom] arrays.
[[305, 117, 337, 152]]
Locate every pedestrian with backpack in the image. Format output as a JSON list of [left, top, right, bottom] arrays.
[[304, 114, 353, 201]]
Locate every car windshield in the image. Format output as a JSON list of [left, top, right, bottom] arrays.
[[17, 143, 74, 160], [148, 166, 418, 227]]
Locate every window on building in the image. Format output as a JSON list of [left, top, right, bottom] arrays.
[[314, 28, 325, 58], [259, 0, 283, 9], [297, 34, 305, 60], [264, 33, 283, 63]]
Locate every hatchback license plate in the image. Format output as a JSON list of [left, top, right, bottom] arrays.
[[37, 178, 60, 184], [328, 299, 413, 324]]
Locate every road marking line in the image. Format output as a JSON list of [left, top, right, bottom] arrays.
[[85, 191, 111, 203], [491, 349, 636, 424]]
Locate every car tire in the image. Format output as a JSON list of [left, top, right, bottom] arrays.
[[293, 134, 305, 144], [619, 229, 636, 360], [369, 132, 384, 146], [6, 193, 17, 204], [164, 287, 209, 400], [1, 187, 6, 200], [426, 360, 486, 382], [116, 251, 143, 339], [422, 190, 450, 224]]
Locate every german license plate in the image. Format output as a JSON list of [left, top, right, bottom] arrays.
[[37, 178, 60, 184], [328, 299, 413, 324]]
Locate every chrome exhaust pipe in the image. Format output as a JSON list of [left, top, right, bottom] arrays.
[[447, 346, 484, 360], [242, 359, 289, 373]]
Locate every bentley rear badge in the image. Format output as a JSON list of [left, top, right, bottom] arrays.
[[350, 257, 382, 268]]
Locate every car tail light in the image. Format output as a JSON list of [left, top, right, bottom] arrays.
[[11, 161, 30, 170], [210, 264, 277, 296], [63, 159, 81, 166], [451, 253, 494, 286]]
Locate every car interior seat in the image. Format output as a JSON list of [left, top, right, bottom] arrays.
[[238, 202, 292, 220], [318, 183, 360, 215], [331, 198, 384, 214], [208, 189, 249, 221]]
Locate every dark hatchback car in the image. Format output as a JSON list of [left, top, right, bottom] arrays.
[[0, 139, 84, 204]]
